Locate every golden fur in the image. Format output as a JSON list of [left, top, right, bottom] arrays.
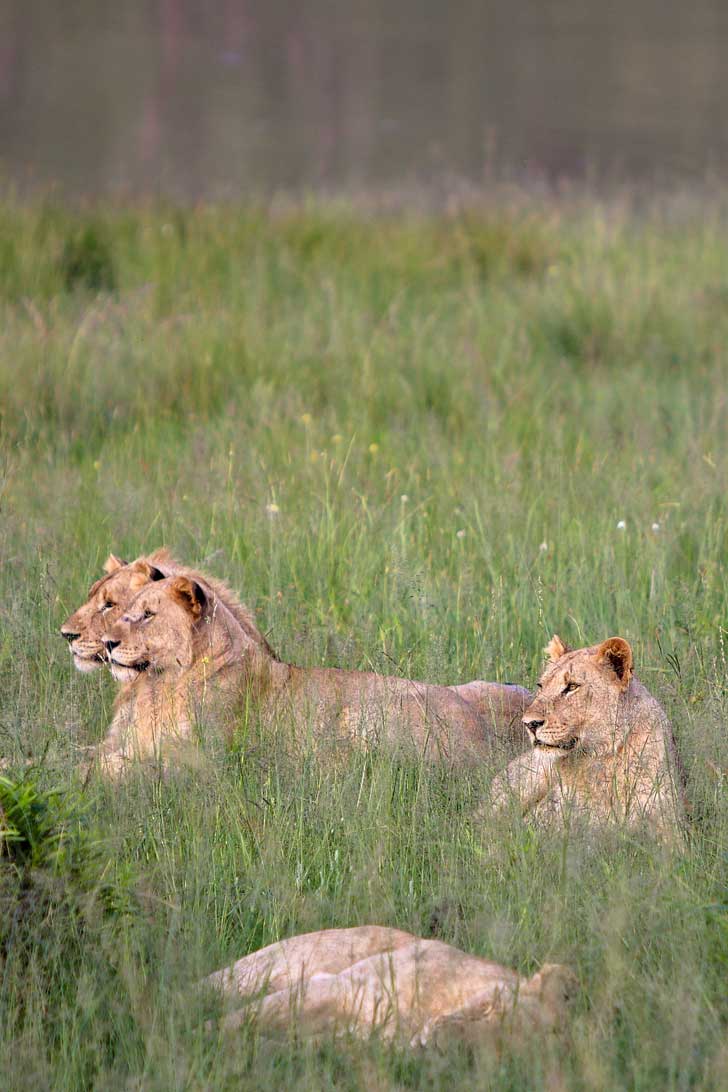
[[489, 635, 687, 839], [60, 549, 274, 674], [91, 575, 251, 777], [60, 553, 150, 674], [92, 576, 526, 777], [203, 925, 577, 1047], [448, 681, 531, 743]]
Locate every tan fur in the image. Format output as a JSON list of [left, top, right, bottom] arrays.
[[60, 549, 275, 677], [489, 636, 687, 840], [448, 681, 531, 744], [91, 576, 252, 777], [60, 553, 146, 674], [202, 926, 577, 1047], [92, 578, 524, 777]]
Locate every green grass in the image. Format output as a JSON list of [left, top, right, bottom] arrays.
[[0, 195, 726, 1089]]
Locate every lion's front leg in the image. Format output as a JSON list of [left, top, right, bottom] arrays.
[[489, 749, 559, 815], [79, 705, 158, 782], [78, 738, 136, 783]]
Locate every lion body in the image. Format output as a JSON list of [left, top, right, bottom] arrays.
[[448, 681, 530, 744], [204, 925, 577, 1046], [268, 662, 508, 761], [92, 576, 522, 776]]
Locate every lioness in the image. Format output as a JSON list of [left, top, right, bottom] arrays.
[[489, 635, 687, 839], [93, 571, 522, 776], [203, 925, 578, 1047]]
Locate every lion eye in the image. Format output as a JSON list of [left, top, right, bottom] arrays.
[[142, 609, 155, 621], [563, 680, 580, 695], [100, 601, 114, 613]]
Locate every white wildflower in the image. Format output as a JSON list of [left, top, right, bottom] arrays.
[[539, 541, 548, 553], [652, 522, 660, 532], [456, 529, 466, 539], [266, 502, 280, 516], [617, 520, 626, 531]]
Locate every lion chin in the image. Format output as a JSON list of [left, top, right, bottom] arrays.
[[109, 662, 148, 683], [534, 737, 577, 754], [72, 653, 104, 674]]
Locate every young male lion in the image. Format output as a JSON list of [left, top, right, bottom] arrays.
[[489, 635, 687, 839], [203, 925, 577, 1047], [92, 570, 526, 777]]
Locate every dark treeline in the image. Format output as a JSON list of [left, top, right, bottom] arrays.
[[3, 1, 728, 198]]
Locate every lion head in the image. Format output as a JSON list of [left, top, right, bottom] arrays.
[[101, 575, 217, 683], [60, 554, 167, 673], [521, 634, 634, 755]]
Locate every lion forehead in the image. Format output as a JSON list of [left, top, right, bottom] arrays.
[[539, 648, 601, 691], [68, 571, 141, 631], [123, 581, 192, 623], [133, 584, 175, 611], [85, 570, 135, 605]]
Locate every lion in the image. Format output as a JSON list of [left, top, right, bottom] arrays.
[[60, 549, 274, 674], [92, 570, 527, 777], [489, 635, 688, 839], [61, 550, 529, 744], [202, 925, 578, 1047]]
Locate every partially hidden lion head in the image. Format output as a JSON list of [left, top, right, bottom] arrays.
[[522, 634, 634, 755], [60, 554, 168, 673], [101, 575, 215, 683]]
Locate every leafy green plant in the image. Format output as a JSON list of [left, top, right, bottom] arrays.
[[0, 772, 74, 868]]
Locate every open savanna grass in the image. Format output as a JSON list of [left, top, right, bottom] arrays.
[[0, 194, 726, 1089]]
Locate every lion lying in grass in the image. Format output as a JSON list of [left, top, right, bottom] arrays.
[[86, 566, 527, 776], [489, 635, 687, 839], [61, 552, 529, 777], [203, 925, 578, 1047]]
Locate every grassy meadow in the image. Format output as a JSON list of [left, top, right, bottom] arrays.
[[0, 195, 727, 1089]]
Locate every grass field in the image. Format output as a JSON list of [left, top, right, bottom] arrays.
[[0, 195, 727, 1089]]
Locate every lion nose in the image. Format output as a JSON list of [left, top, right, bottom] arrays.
[[523, 718, 545, 737], [102, 636, 120, 653], [61, 629, 80, 643]]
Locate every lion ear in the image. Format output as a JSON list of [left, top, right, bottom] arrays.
[[596, 637, 633, 689], [170, 576, 207, 619], [544, 635, 569, 662], [103, 553, 127, 574], [129, 560, 167, 591]]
